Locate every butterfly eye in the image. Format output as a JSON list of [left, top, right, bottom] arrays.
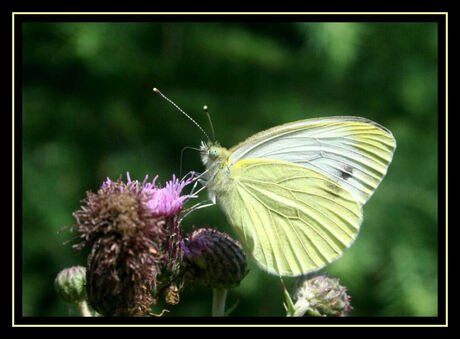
[[209, 147, 220, 159]]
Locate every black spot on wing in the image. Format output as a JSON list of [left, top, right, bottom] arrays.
[[338, 165, 354, 180]]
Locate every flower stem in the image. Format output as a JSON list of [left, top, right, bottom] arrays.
[[212, 288, 227, 316], [75, 300, 92, 317]]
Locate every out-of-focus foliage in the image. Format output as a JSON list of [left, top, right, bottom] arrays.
[[21, 21, 438, 317]]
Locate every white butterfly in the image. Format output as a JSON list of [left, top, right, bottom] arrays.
[[154, 88, 396, 276], [200, 116, 396, 276]]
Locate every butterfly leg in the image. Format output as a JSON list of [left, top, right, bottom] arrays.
[[181, 170, 210, 197], [180, 198, 216, 221], [181, 170, 200, 182], [188, 176, 201, 196]]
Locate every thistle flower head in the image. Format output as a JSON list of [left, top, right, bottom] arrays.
[[183, 227, 248, 289], [290, 273, 352, 317], [143, 175, 191, 217], [72, 172, 193, 316]]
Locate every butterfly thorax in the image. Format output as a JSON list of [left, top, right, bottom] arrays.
[[200, 141, 233, 200]]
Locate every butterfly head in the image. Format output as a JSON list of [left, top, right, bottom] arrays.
[[200, 141, 217, 165], [200, 141, 229, 166]]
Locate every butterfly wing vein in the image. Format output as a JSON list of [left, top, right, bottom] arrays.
[[222, 159, 363, 276]]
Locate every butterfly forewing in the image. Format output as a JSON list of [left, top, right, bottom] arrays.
[[228, 116, 396, 205]]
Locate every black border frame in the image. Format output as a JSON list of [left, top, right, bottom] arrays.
[[12, 11, 448, 327]]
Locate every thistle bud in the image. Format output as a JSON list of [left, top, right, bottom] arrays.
[[290, 273, 352, 317], [54, 266, 87, 305], [183, 227, 248, 289]]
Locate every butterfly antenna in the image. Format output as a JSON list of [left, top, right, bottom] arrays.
[[153, 87, 210, 141], [203, 105, 216, 142]]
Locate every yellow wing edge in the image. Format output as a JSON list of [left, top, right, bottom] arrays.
[[229, 116, 396, 155]]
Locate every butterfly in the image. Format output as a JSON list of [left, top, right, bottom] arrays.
[[199, 116, 396, 276], [153, 89, 396, 276]]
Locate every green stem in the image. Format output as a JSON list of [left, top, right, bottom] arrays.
[[74, 300, 92, 317], [212, 288, 227, 316]]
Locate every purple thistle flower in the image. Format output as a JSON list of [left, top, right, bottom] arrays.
[[72, 172, 193, 316], [145, 175, 193, 217]]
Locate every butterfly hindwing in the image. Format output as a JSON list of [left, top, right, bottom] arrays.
[[219, 158, 363, 276]]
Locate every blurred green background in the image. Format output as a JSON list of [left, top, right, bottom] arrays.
[[22, 21, 438, 317]]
